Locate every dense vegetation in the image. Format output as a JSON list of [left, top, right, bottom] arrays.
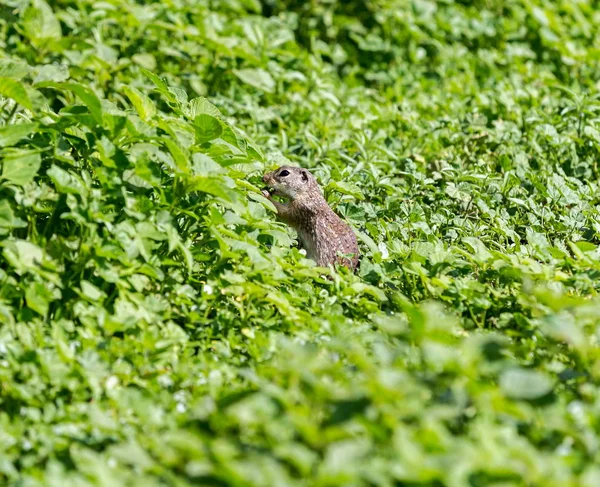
[[1, 0, 600, 485]]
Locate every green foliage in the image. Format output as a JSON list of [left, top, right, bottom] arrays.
[[0, 0, 600, 485]]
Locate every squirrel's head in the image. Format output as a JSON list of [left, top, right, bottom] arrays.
[[263, 166, 318, 200]]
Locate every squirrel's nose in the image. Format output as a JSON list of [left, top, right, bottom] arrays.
[[262, 174, 268, 182]]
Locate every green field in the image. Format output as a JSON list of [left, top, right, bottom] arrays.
[[1, 0, 600, 485]]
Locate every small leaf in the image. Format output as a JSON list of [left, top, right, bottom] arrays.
[[0, 123, 38, 148], [543, 313, 586, 350], [169, 87, 188, 106], [0, 60, 29, 79], [25, 282, 53, 316], [2, 240, 45, 273], [163, 138, 190, 173], [107, 440, 154, 470], [142, 69, 184, 108], [188, 176, 236, 202], [37, 82, 103, 124], [233, 68, 275, 93], [33, 64, 69, 84], [500, 368, 554, 400], [123, 86, 156, 122], [186, 97, 222, 119], [0, 77, 32, 110], [80, 280, 104, 302], [23, 0, 62, 42], [326, 181, 365, 200], [575, 241, 596, 252], [1, 149, 41, 185], [346, 282, 388, 301], [0, 199, 26, 230], [463, 237, 493, 263], [0, 200, 15, 227], [47, 164, 86, 195], [192, 153, 224, 175], [132, 53, 157, 70], [248, 190, 276, 212], [142, 69, 172, 95], [356, 231, 379, 256], [194, 114, 223, 142]]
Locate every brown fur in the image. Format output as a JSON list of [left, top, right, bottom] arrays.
[[262, 166, 359, 270]]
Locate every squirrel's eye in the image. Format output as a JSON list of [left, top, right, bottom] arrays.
[[279, 170, 290, 177]]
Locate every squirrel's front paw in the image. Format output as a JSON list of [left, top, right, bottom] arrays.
[[261, 188, 272, 198]]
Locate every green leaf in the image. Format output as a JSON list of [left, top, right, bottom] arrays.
[[186, 97, 222, 119], [47, 164, 87, 195], [0, 60, 29, 79], [542, 313, 586, 350], [347, 282, 387, 302], [462, 237, 493, 263], [233, 68, 276, 93], [142, 69, 170, 94], [356, 231, 379, 256], [192, 153, 224, 175], [188, 176, 236, 202], [25, 281, 53, 316], [0, 199, 15, 227], [33, 64, 69, 84], [194, 114, 223, 142], [132, 53, 157, 70], [37, 82, 103, 125], [0, 199, 26, 231], [168, 87, 188, 106], [0, 77, 32, 110], [2, 240, 45, 273], [326, 181, 365, 200], [23, 0, 62, 42], [1, 149, 42, 185], [574, 241, 596, 252], [0, 123, 38, 148], [123, 86, 156, 122], [163, 138, 190, 173], [247, 190, 276, 213], [500, 368, 554, 400], [80, 280, 104, 302], [107, 440, 155, 470]]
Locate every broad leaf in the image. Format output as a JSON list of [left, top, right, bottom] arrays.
[[194, 114, 223, 142], [233, 68, 276, 93], [500, 368, 554, 400], [1, 149, 41, 185], [37, 82, 103, 124], [23, 0, 62, 42], [0, 123, 38, 147], [123, 86, 156, 122], [0, 77, 32, 110]]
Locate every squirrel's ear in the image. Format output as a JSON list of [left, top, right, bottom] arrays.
[[301, 169, 309, 182]]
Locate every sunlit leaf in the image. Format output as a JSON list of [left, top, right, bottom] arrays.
[[500, 368, 554, 400], [0, 77, 32, 110], [186, 97, 222, 119], [233, 68, 276, 93], [47, 164, 87, 194], [0, 123, 38, 147], [37, 81, 103, 124], [123, 86, 156, 122], [22, 0, 62, 42], [25, 281, 54, 316], [193, 114, 223, 142], [1, 149, 41, 185]]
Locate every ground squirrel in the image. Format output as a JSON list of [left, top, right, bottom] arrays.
[[262, 166, 359, 271]]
